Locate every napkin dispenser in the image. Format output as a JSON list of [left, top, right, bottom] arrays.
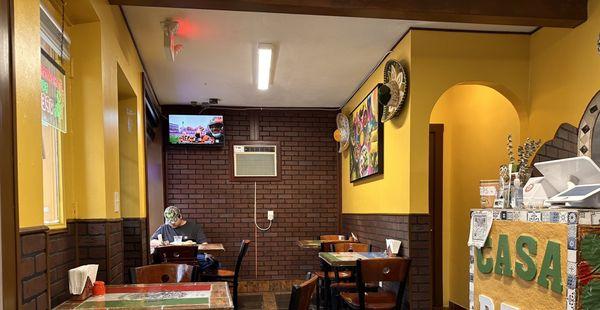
[[69, 264, 99, 300], [70, 277, 94, 301]]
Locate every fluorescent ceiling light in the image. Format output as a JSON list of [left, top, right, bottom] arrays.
[[257, 43, 273, 90]]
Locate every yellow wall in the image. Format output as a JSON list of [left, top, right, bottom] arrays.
[[409, 30, 530, 214], [430, 85, 521, 307], [341, 29, 531, 307], [341, 33, 412, 214], [341, 31, 530, 215], [14, 0, 43, 227], [70, 21, 107, 219], [118, 96, 142, 218], [94, 0, 146, 219], [14, 0, 147, 227], [529, 0, 600, 142]]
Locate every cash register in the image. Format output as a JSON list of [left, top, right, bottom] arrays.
[[524, 156, 600, 208]]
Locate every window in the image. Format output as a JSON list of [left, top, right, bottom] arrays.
[[42, 123, 62, 224], [40, 2, 69, 225]]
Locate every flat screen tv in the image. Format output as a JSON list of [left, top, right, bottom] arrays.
[[168, 114, 224, 145]]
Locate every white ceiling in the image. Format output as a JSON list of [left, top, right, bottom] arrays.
[[123, 6, 536, 107]]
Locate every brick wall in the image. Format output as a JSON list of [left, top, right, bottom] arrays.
[[123, 218, 148, 283], [341, 214, 432, 310], [48, 222, 77, 307], [164, 108, 340, 280], [20, 227, 49, 310]]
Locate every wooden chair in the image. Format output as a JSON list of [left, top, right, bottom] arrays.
[[288, 275, 318, 310], [340, 257, 411, 310], [314, 240, 357, 309], [153, 245, 199, 266], [130, 263, 196, 284], [202, 240, 251, 309], [333, 242, 371, 253], [320, 235, 346, 240]]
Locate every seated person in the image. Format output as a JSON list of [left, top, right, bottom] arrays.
[[150, 206, 218, 272]]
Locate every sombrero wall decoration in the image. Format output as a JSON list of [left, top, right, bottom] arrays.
[[379, 59, 408, 122], [334, 113, 350, 153]]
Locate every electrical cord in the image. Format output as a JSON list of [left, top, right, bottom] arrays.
[[253, 182, 272, 231]]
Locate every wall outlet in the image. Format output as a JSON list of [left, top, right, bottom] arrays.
[[267, 210, 274, 221], [114, 191, 120, 213]]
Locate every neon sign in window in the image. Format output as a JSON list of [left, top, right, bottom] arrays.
[[41, 52, 66, 133]]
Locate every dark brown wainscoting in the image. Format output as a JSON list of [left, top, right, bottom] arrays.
[[123, 217, 148, 284], [19, 226, 50, 310], [20, 218, 149, 308], [76, 219, 124, 284], [341, 214, 432, 310], [48, 222, 77, 307]]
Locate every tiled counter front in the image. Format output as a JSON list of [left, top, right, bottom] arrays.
[[470, 209, 600, 310]]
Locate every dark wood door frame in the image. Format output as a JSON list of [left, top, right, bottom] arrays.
[[0, 0, 20, 307], [429, 124, 443, 309], [108, 0, 587, 28]]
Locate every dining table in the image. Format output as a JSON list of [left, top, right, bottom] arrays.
[[318, 251, 389, 307], [151, 243, 226, 254], [296, 239, 350, 250], [197, 243, 226, 254], [319, 251, 388, 267], [55, 282, 233, 309]]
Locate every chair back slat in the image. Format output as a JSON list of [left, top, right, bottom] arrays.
[[288, 275, 318, 310], [357, 257, 410, 283], [132, 264, 196, 284], [234, 240, 251, 282], [356, 257, 411, 309], [333, 242, 371, 252]]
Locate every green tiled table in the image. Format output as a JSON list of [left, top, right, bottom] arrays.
[[296, 239, 349, 249], [318, 252, 388, 267], [55, 282, 233, 309]]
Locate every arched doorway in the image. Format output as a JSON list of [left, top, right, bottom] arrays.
[[428, 84, 522, 308]]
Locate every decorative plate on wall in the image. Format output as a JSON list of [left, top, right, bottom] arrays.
[[578, 90, 600, 164], [380, 59, 408, 122], [335, 113, 350, 153]]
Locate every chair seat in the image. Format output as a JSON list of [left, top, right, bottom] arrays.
[[314, 270, 352, 279], [203, 268, 235, 278], [340, 291, 397, 310]]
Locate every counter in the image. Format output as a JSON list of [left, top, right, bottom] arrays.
[[470, 208, 600, 310]]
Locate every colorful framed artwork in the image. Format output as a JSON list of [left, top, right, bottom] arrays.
[[349, 84, 383, 182]]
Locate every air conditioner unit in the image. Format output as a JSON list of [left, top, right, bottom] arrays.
[[233, 144, 278, 177]]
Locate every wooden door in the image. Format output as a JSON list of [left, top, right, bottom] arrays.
[[429, 124, 444, 309]]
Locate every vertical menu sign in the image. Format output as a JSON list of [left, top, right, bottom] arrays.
[[41, 52, 66, 132]]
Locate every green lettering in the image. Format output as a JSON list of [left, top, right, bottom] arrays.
[[476, 237, 493, 274], [537, 241, 563, 293], [515, 235, 538, 281], [494, 234, 513, 277]]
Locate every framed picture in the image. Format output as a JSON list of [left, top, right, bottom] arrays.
[[350, 84, 383, 182]]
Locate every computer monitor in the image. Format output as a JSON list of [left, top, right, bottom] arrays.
[[534, 156, 600, 193]]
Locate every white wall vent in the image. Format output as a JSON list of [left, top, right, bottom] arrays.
[[233, 144, 278, 177]]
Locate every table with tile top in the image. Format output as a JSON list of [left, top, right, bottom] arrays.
[[55, 282, 233, 309], [318, 251, 388, 267]]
